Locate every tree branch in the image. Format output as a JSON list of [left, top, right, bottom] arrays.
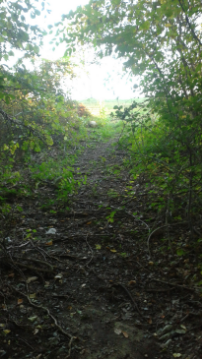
[[178, 0, 202, 47]]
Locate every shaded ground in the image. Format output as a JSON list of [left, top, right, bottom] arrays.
[[0, 130, 202, 359]]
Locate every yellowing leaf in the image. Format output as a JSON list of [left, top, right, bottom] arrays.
[[173, 354, 182, 358], [110, 249, 117, 253], [95, 244, 102, 249], [3, 330, 11, 335], [122, 331, 129, 338]]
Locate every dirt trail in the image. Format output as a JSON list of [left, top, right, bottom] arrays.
[[0, 133, 200, 359]]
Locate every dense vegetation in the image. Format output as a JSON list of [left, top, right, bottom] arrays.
[[1, 1, 202, 358], [58, 0, 202, 234], [0, 0, 92, 222], [1, 0, 202, 260]]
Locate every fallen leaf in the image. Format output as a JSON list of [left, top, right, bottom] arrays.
[[148, 261, 154, 265], [110, 249, 117, 253], [26, 276, 38, 284], [122, 331, 129, 338], [33, 328, 39, 335], [55, 273, 63, 280], [95, 244, 102, 250], [86, 221, 92, 225], [46, 228, 57, 235], [148, 318, 152, 324], [114, 328, 122, 335], [28, 293, 36, 299], [34, 354, 42, 359], [17, 298, 23, 305], [45, 241, 53, 245], [128, 280, 136, 286]]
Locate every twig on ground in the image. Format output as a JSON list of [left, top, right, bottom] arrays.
[[112, 282, 143, 319], [146, 287, 175, 292], [65, 336, 74, 359], [84, 233, 94, 267], [30, 240, 50, 261], [127, 210, 150, 230], [147, 224, 169, 257], [13, 256, 54, 271], [18, 337, 34, 351], [13, 261, 53, 273], [11, 285, 76, 353], [147, 222, 187, 257], [151, 278, 198, 293]]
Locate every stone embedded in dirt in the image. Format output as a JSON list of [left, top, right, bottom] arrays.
[[88, 121, 97, 127], [46, 228, 57, 235]]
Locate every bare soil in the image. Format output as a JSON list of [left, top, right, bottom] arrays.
[[0, 133, 201, 359]]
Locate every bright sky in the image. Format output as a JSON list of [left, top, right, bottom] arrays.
[[37, 0, 138, 101]]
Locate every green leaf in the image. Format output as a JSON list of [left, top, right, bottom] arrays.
[[176, 249, 186, 256]]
